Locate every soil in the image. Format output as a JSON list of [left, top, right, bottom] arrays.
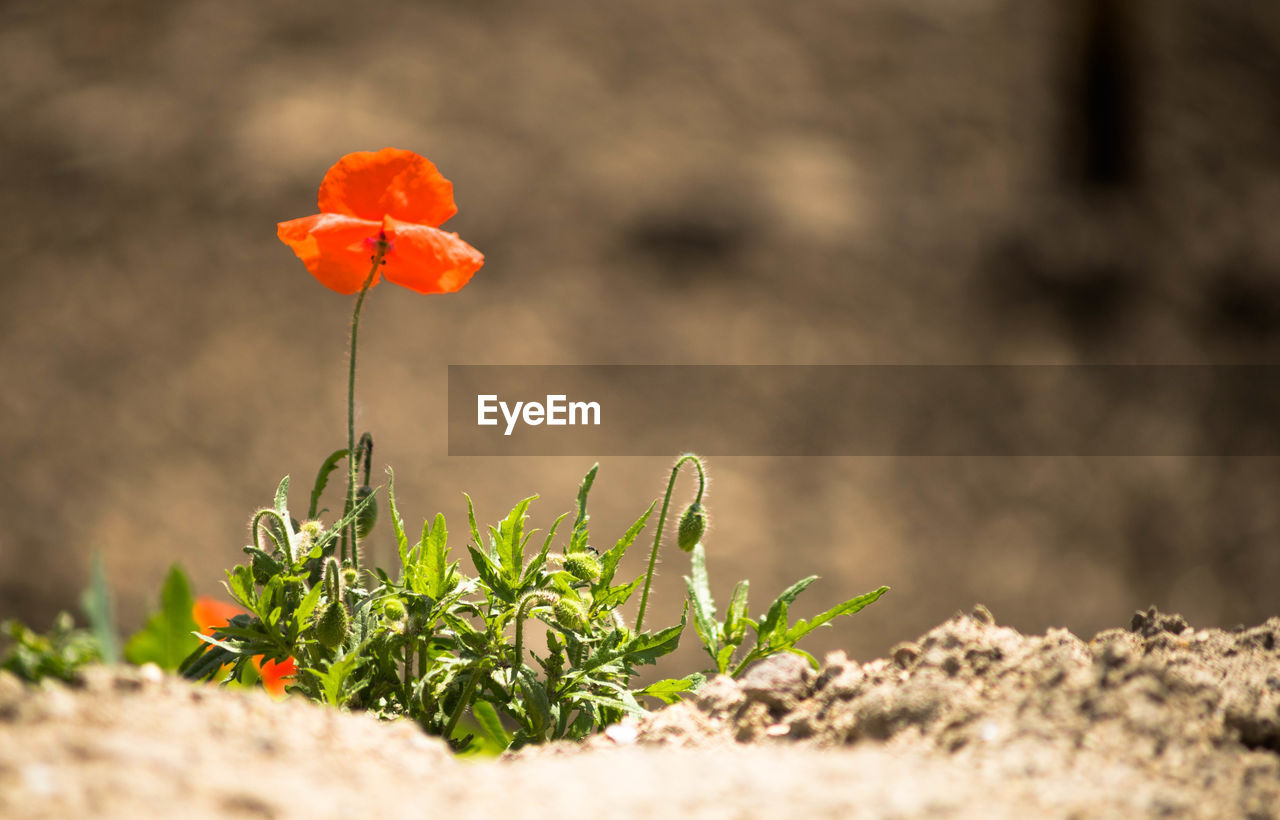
[[4, 606, 1280, 818]]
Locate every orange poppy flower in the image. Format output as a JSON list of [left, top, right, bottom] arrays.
[[277, 147, 484, 295], [192, 596, 296, 697]]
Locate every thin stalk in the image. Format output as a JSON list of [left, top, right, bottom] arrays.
[[342, 237, 388, 569], [442, 666, 481, 742], [635, 453, 705, 632], [512, 592, 557, 687]]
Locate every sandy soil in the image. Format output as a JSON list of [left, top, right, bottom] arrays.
[[3, 606, 1278, 819]]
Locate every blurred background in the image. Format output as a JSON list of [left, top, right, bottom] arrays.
[[2, 0, 1279, 676]]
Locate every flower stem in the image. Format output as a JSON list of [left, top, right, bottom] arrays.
[[443, 666, 481, 742], [635, 453, 706, 632], [342, 236, 387, 570]]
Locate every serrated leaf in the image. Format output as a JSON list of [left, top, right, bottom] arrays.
[[684, 543, 718, 659], [463, 493, 482, 549], [624, 603, 686, 666], [467, 544, 512, 602], [597, 502, 655, 588], [592, 578, 641, 611], [723, 580, 750, 644], [124, 564, 200, 671], [521, 511, 569, 587], [387, 467, 410, 573], [572, 463, 598, 536], [637, 675, 702, 705], [782, 585, 890, 646], [493, 496, 537, 582], [756, 575, 817, 647], [308, 653, 365, 706], [421, 513, 450, 599], [273, 476, 291, 520], [309, 449, 348, 519]]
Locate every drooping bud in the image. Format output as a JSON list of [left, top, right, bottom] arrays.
[[553, 597, 590, 631], [563, 553, 602, 584], [354, 485, 378, 539], [676, 502, 707, 552]]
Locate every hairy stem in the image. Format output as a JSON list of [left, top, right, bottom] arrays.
[[512, 592, 557, 687], [635, 453, 705, 632], [342, 238, 387, 569]]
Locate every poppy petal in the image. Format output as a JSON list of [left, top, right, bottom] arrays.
[[192, 597, 245, 633], [257, 656, 296, 697], [278, 213, 385, 295], [381, 215, 485, 294], [317, 148, 458, 227]]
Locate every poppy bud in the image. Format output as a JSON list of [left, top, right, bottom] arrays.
[[342, 566, 358, 590], [553, 598, 590, 631], [354, 485, 377, 538], [676, 502, 707, 552], [315, 600, 349, 650], [382, 597, 407, 622], [563, 553, 602, 584]]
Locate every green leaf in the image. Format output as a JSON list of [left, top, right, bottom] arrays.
[[624, 603, 686, 666], [309, 449, 347, 519], [683, 543, 719, 659], [387, 467, 410, 573], [80, 551, 119, 665], [308, 653, 366, 706], [597, 502, 655, 588], [782, 586, 890, 646], [521, 511, 569, 587], [723, 580, 750, 645], [715, 643, 736, 674], [492, 496, 537, 582], [467, 545, 512, 602], [421, 513, 451, 599], [592, 578, 641, 611], [471, 700, 511, 751], [225, 565, 256, 609], [463, 493, 482, 550], [637, 674, 703, 705], [124, 564, 200, 671], [273, 475, 291, 520], [757, 575, 818, 647], [572, 463, 598, 537], [295, 582, 325, 625]]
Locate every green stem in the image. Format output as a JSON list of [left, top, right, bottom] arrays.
[[635, 454, 705, 632], [512, 592, 557, 687], [342, 239, 387, 570], [443, 666, 481, 742]]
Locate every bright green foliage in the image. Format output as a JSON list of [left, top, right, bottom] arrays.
[[176, 456, 886, 753], [1, 613, 101, 683], [181, 463, 691, 752], [124, 564, 200, 670], [684, 541, 889, 675]]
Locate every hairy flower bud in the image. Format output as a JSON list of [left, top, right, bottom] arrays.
[[323, 557, 343, 602], [676, 502, 707, 552], [382, 596, 407, 622], [563, 553, 602, 584], [553, 597, 590, 631], [315, 600, 349, 650]]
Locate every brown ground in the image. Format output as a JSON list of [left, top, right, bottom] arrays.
[[5, 606, 1279, 818]]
